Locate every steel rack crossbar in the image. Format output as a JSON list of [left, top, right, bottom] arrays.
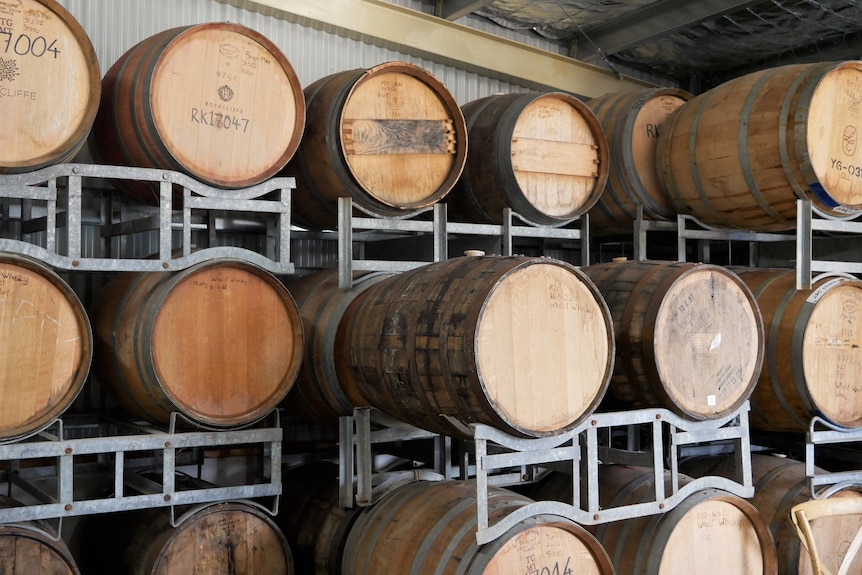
[[337, 402, 752, 545], [335, 197, 587, 288], [633, 200, 862, 290], [473, 402, 753, 544], [0, 163, 295, 274], [805, 416, 862, 498], [0, 412, 282, 525]]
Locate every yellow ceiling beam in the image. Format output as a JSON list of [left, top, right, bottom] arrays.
[[216, 0, 656, 97]]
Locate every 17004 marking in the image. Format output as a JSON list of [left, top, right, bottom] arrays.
[[191, 107, 250, 133], [0, 31, 59, 58]]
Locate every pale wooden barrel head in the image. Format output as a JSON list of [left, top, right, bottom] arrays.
[[0, 0, 99, 171], [477, 263, 612, 434], [151, 262, 302, 426], [657, 498, 766, 575], [800, 491, 862, 575], [511, 93, 602, 219], [808, 62, 862, 208], [653, 268, 762, 417], [802, 281, 862, 426], [149, 23, 302, 187], [0, 256, 91, 439], [153, 504, 292, 575], [341, 64, 461, 208], [484, 523, 609, 575], [630, 93, 687, 206], [0, 527, 78, 575]]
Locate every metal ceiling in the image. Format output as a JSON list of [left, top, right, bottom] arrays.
[[432, 0, 862, 89]]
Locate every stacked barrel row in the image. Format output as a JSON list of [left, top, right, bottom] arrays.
[[3, 2, 862, 575], [3, 2, 612, 229]]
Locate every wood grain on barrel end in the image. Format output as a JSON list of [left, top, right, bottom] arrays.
[[151, 263, 302, 426], [0, 0, 100, 172], [653, 269, 763, 418], [0, 258, 90, 439], [802, 282, 862, 427], [477, 263, 612, 435]]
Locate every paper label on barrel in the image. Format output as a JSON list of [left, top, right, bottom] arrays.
[[0, 0, 93, 164], [806, 278, 845, 303]]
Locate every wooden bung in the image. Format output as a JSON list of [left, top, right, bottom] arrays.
[[91, 259, 303, 427], [0, 0, 100, 173]]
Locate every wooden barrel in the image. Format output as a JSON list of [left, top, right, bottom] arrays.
[[0, 495, 81, 574], [586, 88, 692, 234], [90, 22, 305, 203], [585, 465, 777, 575], [446, 91, 608, 226], [286, 61, 468, 229], [0, 252, 92, 441], [734, 268, 862, 430], [73, 501, 293, 575], [583, 260, 764, 420], [680, 453, 862, 575], [277, 463, 364, 575], [91, 259, 303, 427], [338, 255, 614, 438], [282, 269, 392, 424], [656, 61, 862, 231], [0, 0, 100, 173], [343, 480, 614, 575]]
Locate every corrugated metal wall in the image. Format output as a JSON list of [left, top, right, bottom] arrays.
[[51, 0, 556, 262], [57, 0, 536, 104]]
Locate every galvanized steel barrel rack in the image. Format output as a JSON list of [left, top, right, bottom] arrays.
[[0, 411, 282, 526], [0, 164, 290, 527], [804, 417, 862, 499], [0, 163, 295, 274], [633, 199, 862, 290], [331, 196, 589, 288], [336, 402, 754, 545]]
